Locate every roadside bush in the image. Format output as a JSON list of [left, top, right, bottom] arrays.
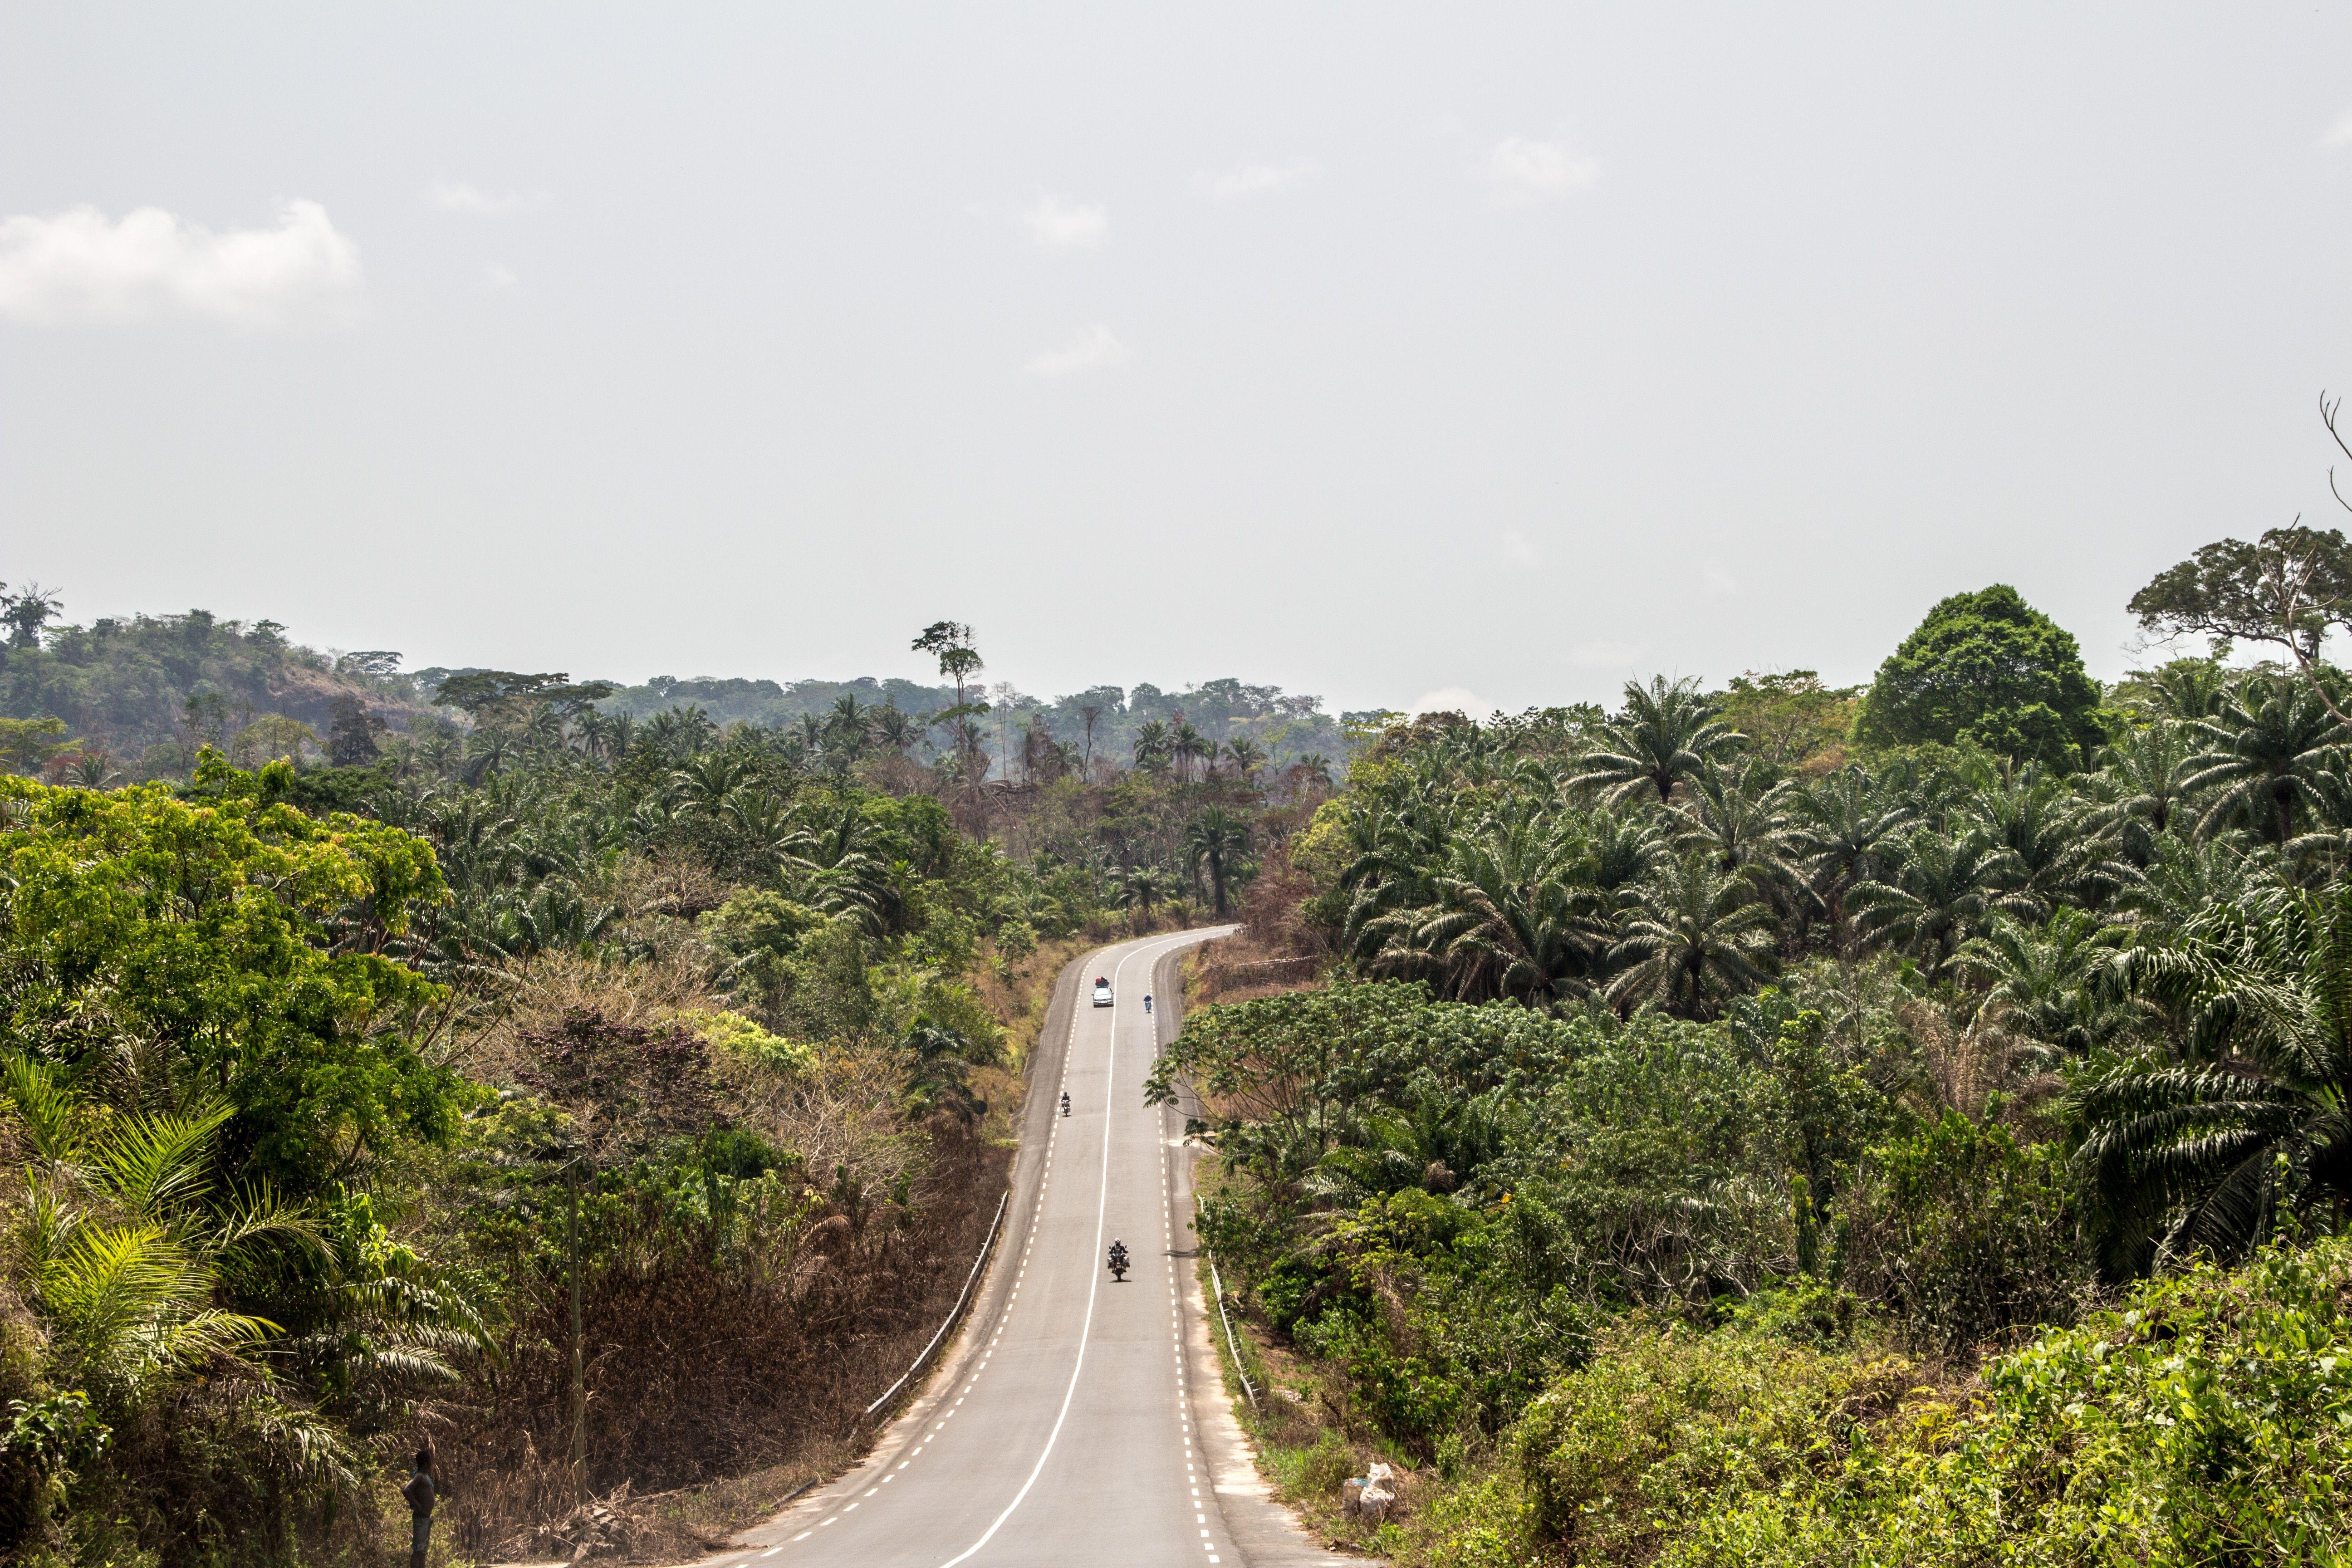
[[1837, 1110, 2092, 1357], [1508, 1323, 1914, 1564]]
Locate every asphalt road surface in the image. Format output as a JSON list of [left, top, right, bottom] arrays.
[[707, 929, 1343, 1568]]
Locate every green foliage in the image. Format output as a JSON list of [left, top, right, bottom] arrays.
[[0, 765, 460, 1193], [1509, 1322, 1913, 1561], [1678, 1238, 2352, 1566], [1856, 584, 2106, 769], [0, 607, 420, 781], [0, 716, 74, 776], [1838, 1111, 2089, 1357], [1388, 1238, 2352, 1566], [682, 1008, 817, 1075], [1714, 671, 1860, 773]]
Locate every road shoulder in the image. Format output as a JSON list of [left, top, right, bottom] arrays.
[[1155, 941, 1356, 1568]]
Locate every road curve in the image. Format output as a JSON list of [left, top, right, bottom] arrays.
[[703, 928, 1343, 1568]]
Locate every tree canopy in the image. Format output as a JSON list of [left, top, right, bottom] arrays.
[[1856, 583, 2105, 769]]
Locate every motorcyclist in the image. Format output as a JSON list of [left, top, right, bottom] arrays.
[[1144, 994, 1153, 1014], [1108, 1239, 1130, 1279], [1059, 1091, 1071, 1117]]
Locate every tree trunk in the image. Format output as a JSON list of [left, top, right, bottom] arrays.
[[568, 1163, 586, 1503]]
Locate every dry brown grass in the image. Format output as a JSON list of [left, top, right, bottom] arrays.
[[460, 949, 723, 1084], [440, 1125, 1008, 1562], [1185, 849, 1330, 1005]]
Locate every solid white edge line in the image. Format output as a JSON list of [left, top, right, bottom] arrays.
[[932, 931, 1190, 1568]]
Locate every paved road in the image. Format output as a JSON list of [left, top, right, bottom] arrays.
[[706, 929, 1343, 1568]]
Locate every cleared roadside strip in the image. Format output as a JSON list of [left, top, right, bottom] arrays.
[[864, 1190, 1009, 1420]]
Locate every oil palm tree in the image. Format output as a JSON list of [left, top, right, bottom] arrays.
[[2096, 720, 2200, 842], [1567, 676, 1744, 805], [1122, 865, 1167, 930], [2, 1057, 316, 1412], [1850, 825, 2031, 979], [1785, 766, 1916, 948], [721, 787, 816, 879], [1605, 853, 1778, 1018], [2078, 883, 2352, 1271], [1132, 720, 1170, 773], [2185, 673, 2350, 846], [62, 751, 124, 789], [1171, 722, 1210, 784], [1671, 759, 1793, 875], [872, 703, 923, 757], [1954, 908, 2140, 1056], [1224, 737, 1267, 782], [1185, 806, 1251, 917], [1967, 764, 2128, 916], [1362, 806, 1612, 1004]]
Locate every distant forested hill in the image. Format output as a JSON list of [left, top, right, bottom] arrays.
[[0, 593, 1369, 782], [0, 607, 428, 778]]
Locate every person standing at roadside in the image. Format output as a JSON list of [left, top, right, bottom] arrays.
[[402, 1443, 441, 1568]]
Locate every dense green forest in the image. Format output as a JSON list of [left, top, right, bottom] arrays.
[[1150, 528, 2352, 1561]]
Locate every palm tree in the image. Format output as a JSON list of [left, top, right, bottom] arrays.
[[1605, 854, 1778, 1018], [1171, 722, 1210, 784], [825, 695, 872, 759], [2078, 883, 2352, 1271], [1185, 807, 1251, 917], [2139, 659, 2232, 721], [1132, 720, 1170, 773], [872, 703, 923, 757], [675, 747, 754, 816], [62, 751, 124, 789], [722, 787, 816, 879], [1224, 737, 1267, 782], [1968, 764, 2127, 917], [2094, 720, 2201, 867], [463, 728, 520, 784], [900, 1022, 987, 1127], [1356, 803, 1612, 1004], [2, 1057, 316, 1414], [1671, 759, 1793, 875], [1567, 676, 1744, 805], [1954, 909, 2139, 1056], [1850, 826, 2031, 978], [1123, 865, 1167, 930], [2185, 674, 2350, 846], [1785, 766, 1917, 948]]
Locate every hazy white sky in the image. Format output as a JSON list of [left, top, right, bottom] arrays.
[[5, 5, 2351, 715]]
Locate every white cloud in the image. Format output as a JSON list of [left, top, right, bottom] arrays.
[[0, 201, 362, 326], [2323, 108, 2352, 149], [1481, 136, 1600, 206], [484, 263, 519, 290], [1025, 323, 1127, 377], [1196, 157, 1320, 199], [1408, 686, 1496, 718], [425, 180, 547, 215], [1502, 528, 1541, 565], [1569, 640, 1647, 669], [1022, 194, 1108, 250]]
